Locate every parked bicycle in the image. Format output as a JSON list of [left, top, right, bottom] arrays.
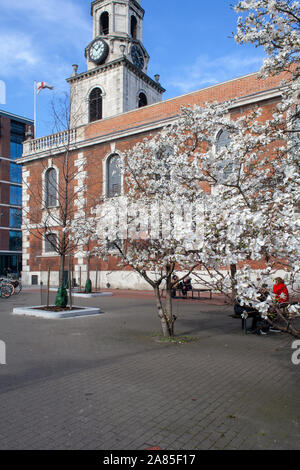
[[7, 274, 22, 295]]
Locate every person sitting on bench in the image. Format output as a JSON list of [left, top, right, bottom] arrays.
[[182, 277, 192, 297], [273, 277, 289, 305], [234, 284, 270, 333], [171, 275, 183, 298]]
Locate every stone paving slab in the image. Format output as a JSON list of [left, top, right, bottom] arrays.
[[0, 291, 299, 450]]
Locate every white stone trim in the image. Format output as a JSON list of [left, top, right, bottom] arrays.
[[0, 179, 22, 186]]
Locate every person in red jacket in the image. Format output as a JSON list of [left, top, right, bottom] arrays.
[[273, 277, 289, 303]]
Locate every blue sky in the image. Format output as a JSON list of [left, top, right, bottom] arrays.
[[0, 0, 265, 138]]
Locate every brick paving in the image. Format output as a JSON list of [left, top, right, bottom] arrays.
[[0, 290, 299, 450]]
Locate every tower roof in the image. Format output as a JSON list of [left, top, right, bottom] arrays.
[[91, 0, 144, 16]]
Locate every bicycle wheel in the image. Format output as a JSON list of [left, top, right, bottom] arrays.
[[0, 284, 13, 297]]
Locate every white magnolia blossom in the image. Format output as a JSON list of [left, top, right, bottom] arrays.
[[235, 0, 300, 81]]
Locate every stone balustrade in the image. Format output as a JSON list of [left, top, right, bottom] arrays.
[[22, 127, 85, 157]]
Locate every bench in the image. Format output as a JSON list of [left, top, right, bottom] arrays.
[[231, 309, 258, 334], [233, 302, 300, 334], [162, 288, 213, 300]]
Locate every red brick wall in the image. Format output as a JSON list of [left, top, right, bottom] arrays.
[[85, 72, 286, 141], [24, 72, 285, 274], [0, 229, 9, 251], [0, 116, 10, 158]]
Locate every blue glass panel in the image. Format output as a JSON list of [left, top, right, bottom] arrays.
[[10, 142, 23, 160], [10, 163, 22, 183], [9, 231, 22, 251], [9, 208, 22, 229], [9, 185, 22, 205]]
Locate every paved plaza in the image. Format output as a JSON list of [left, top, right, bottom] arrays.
[[0, 289, 299, 450]]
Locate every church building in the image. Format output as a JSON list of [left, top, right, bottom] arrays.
[[19, 0, 285, 289]]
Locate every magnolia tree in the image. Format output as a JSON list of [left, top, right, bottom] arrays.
[[92, 90, 299, 336], [93, 132, 206, 337], [89, 0, 299, 336], [189, 0, 300, 334], [173, 98, 299, 336]]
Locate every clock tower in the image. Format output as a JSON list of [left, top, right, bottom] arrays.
[[67, 0, 165, 127]]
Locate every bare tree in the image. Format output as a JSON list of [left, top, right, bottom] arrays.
[[21, 93, 101, 307]]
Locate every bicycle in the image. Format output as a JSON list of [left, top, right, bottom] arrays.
[[6, 274, 22, 295], [10, 279, 22, 295]]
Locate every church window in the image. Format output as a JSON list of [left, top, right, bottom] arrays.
[[107, 154, 121, 197], [100, 12, 109, 35], [45, 168, 58, 208], [138, 92, 147, 108], [44, 233, 58, 253], [216, 129, 231, 152], [131, 16, 137, 39], [216, 130, 233, 179], [89, 88, 103, 123]]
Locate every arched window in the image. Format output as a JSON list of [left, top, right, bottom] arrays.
[[216, 129, 231, 152], [100, 12, 109, 35], [291, 105, 300, 153], [45, 168, 58, 207], [131, 16, 137, 39], [216, 129, 233, 179], [107, 154, 121, 197], [45, 233, 58, 253], [138, 92, 147, 108], [89, 88, 103, 123]]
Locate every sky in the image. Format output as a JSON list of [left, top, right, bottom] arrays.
[[0, 0, 265, 138]]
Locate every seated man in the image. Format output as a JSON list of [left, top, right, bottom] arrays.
[[234, 284, 270, 333], [182, 277, 192, 297], [171, 275, 183, 298]]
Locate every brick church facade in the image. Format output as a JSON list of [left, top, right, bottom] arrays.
[[18, 0, 285, 288]]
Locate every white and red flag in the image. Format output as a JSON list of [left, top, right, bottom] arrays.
[[37, 82, 54, 94]]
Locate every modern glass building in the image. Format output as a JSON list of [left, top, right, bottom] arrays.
[[0, 110, 33, 276]]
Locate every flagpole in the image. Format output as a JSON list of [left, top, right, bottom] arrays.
[[34, 80, 37, 138]]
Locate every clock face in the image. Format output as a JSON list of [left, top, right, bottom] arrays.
[[131, 44, 144, 70], [88, 39, 109, 64]]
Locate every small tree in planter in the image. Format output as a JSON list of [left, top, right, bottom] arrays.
[[21, 93, 99, 308]]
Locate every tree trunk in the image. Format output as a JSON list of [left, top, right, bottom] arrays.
[[154, 286, 171, 337], [165, 272, 175, 337], [85, 250, 92, 293], [230, 264, 237, 302], [59, 252, 66, 288], [55, 250, 68, 308]]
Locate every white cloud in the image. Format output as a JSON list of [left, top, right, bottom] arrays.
[[168, 53, 265, 94], [0, 0, 90, 39], [0, 32, 39, 76], [0, 0, 90, 84]]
